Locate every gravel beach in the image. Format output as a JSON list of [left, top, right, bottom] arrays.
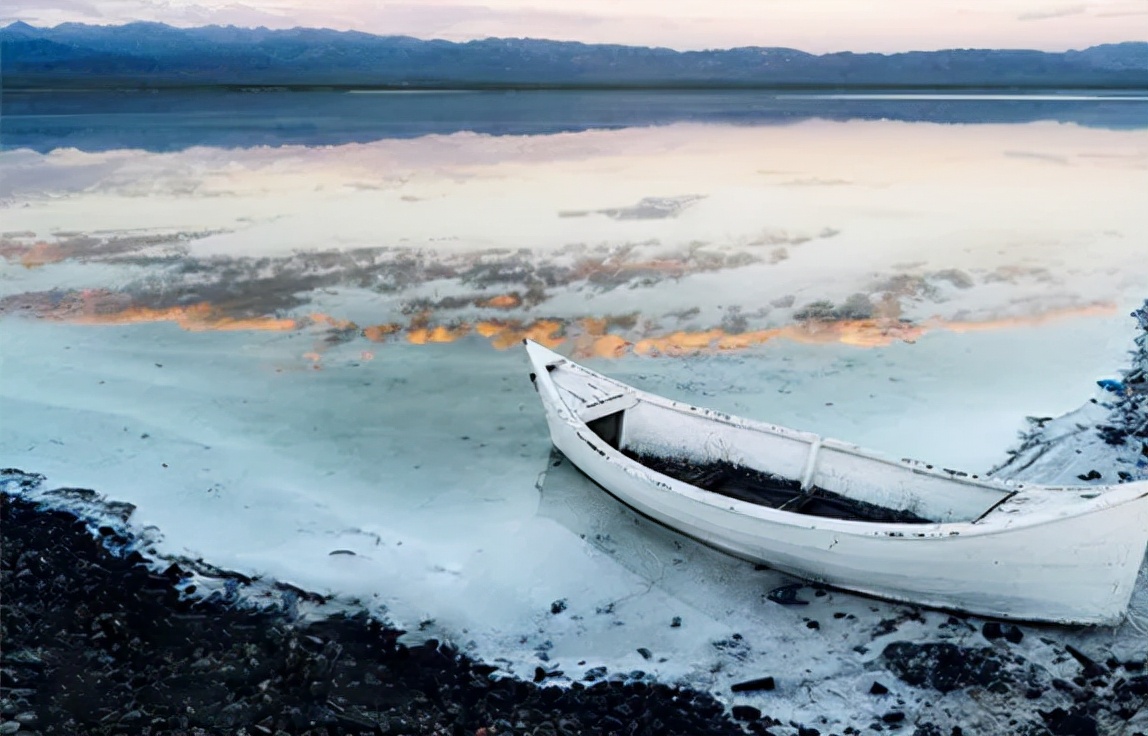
[[1, 486, 751, 736]]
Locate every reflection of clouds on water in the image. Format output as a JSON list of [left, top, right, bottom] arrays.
[[3, 120, 1146, 264], [0, 115, 1144, 545], [559, 194, 706, 220], [2, 120, 1144, 326], [1003, 150, 1073, 165], [0, 277, 1119, 367]]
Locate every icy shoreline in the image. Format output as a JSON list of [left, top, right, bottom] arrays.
[[3, 302, 1147, 735], [991, 301, 1148, 487]]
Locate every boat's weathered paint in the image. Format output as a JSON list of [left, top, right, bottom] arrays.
[[525, 340, 1148, 625]]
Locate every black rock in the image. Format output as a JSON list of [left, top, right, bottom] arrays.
[[882, 711, 906, 724], [1114, 675, 1148, 700], [869, 681, 889, 695], [731, 676, 776, 693], [731, 705, 762, 722], [747, 722, 776, 736], [1040, 707, 1098, 736], [883, 641, 1011, 693], [549, 598, 567, 614], [1003, 625, 1024, 644], [670, 616, 682, 628], [583, 665, 608, 682], [982, 622, 1004, 640], [600, 715, 624, 731], [1065, 644, 1108, 678]]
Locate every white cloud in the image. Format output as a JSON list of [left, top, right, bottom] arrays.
[[1018, 4, 1088, 21]]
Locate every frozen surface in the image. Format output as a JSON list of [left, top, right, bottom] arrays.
[[2, 97, 1148, 732]]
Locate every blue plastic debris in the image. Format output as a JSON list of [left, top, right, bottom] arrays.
[[1134, 304, 1148, 330], [1097, 379, 1125, 394]]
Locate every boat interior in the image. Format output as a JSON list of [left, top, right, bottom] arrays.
[[589, 412, 937, 524], [550, 363, 1015, 525]]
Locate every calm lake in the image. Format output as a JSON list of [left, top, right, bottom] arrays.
[[2, 88, 1147, 727]]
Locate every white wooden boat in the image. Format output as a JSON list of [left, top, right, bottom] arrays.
[[524, 339, 1148, 625]]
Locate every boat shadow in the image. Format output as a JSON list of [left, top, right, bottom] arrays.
[[534, 447, 852, 621]]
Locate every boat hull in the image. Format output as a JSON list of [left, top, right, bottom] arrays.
[[526, 341, 1148, 625]]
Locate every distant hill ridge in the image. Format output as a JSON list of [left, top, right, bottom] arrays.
[[2, 21, 1146, 88]]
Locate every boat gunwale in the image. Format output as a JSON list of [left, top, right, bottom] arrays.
[[526, 340, 1148, 536]]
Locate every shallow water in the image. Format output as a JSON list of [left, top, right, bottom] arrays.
[[2, 89, 1146, 730], [4, 88, 1147, 152]]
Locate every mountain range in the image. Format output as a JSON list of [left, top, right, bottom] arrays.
[[2, 21, 1147, 89]]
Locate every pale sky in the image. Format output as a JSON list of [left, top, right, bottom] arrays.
[[5, 0, 1148, 52]]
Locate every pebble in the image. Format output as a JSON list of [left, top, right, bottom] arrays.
[[767, 583, 809, 605]]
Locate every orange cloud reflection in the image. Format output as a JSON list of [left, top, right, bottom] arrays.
[[363, 322, 404, 342], [5, 286, 1115, 362], [402, 318, 565, 349], [936, 303, 1116, 333], [71, 302, 298, 332], [476, 319, 565, 349], [408, 323, 473, 345], [17, 242, 68, 268], [310, 313, 358, 330], [481, 293, 523, 309], [1, 289, 299, 332], [594, 305, 1113, 358]]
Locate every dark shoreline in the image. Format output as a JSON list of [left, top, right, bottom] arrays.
[[0, 481, 753, 736]]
